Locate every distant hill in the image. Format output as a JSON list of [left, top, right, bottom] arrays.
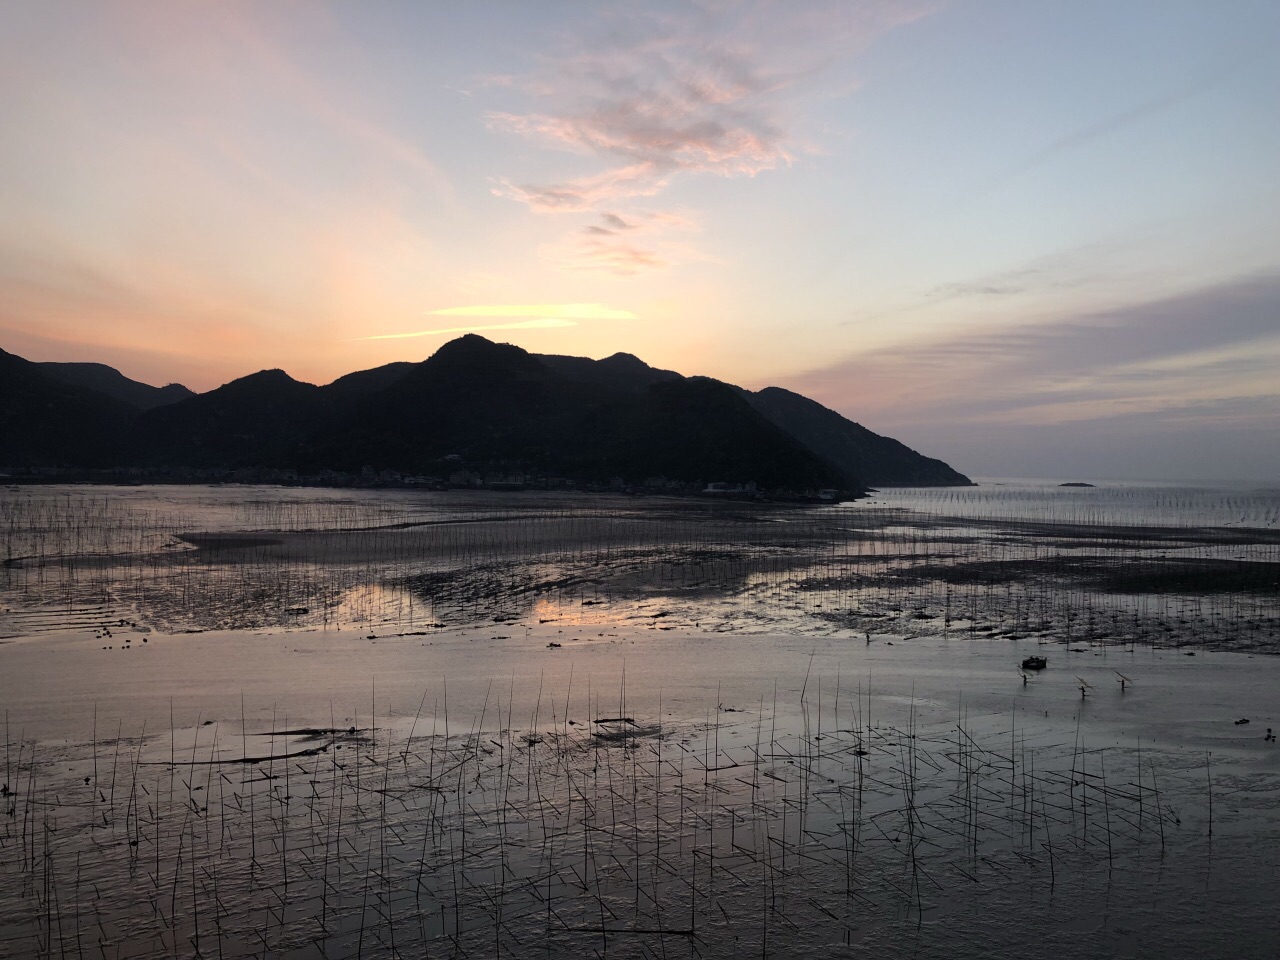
[[304, 335, 845, 489], [325, 361, 415, 395], [539, 351, 682, 393], [0, 337, 972, 490], [38, 361, 194, 411], [134, 369, 331, 469], [0, 349, 134, 467], [743, 387, 971, 487]]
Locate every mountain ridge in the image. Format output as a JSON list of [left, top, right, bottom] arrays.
[[0, 337, 972, 491], [37, 361, 195, 411], [742, 386, 969, 487]]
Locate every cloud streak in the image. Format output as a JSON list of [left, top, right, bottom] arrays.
[[985, 58, 1253, 195], [491, 163, 671, 214], [541, 210, 703, 276], [353, 301, 640, 340], [790, 273, 1280, 429], [429, 303, 637, 320], [351, 318, 578, 341], [778, 273, 1280, 478]]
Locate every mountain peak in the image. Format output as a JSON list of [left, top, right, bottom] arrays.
[[431, 333, 500, 357], [422, 334, 543, 377], [229, 368, 303, 387], [203, 368, 317, 401], [602, 352, 645, 366]]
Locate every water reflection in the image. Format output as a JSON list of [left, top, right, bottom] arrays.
[[2, 484, 1278, 650]]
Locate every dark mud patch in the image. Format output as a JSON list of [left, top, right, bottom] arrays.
[[902, 556, 1280, 594], [953, 516, 1280, 547], [178, 534, 285, 552], [254, 727, 364, 742], [592, 718, 663, 743]]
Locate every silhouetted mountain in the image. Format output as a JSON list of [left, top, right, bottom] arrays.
[[134, 369, 330, 469], [612, 376, 843, 490], [743, 387, 972, 486], [314, 334, 593, 470], [0, 337, 971, 490], [539, 351, 682, 393], [38, 361, 195, 411], [0, 349, 134, 467], [309, 335, 844, 488], [325, 361, 415, 395]]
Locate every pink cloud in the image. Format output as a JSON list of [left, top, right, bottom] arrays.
[[483, 41, 792, 209], [551, 238, 667, 276], [484, 2, 929, 271], [490, 162, 670, 213], [485, 94, 788, 178], [541, 209, 705, 276]]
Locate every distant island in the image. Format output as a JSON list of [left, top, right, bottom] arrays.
[[1058, 482, 1097, 487], [0, 336, 973, 496]]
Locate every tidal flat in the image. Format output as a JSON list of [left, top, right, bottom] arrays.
[[1, 481, 1278, 958]]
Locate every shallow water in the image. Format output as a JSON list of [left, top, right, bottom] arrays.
[[3, 482, 1277, 648], [1, 482, 1278, 958], [2, 628, 1277, 958], [872, 477, 1280, 529]]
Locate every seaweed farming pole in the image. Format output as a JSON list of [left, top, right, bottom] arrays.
[[4, 709, 9, 839], [1101, 749, 1113, 871], [1206, 751, 1213, 838], [91, 703, 98, 808], [105, 717, 122, 824], [241, 694, 256, 869]]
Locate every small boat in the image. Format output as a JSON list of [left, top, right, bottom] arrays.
[[1021, 655, 1048, 670]]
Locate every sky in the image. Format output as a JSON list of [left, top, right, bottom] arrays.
[[2, 0, 1278, 481]]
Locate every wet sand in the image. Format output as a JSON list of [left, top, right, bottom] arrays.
[[3, 484, 1279, 957], [3, 621, 1279, 958], [4, 620, 1279, 754]]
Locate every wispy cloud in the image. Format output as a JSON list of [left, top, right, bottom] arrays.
[[350, 318, 578, 341], [984, 59, 1252, 196], [790, 273, 1280, 430], [484, 89, 791, 181], [548, 237, 668, 275], [482, 2, 929, 271], [845, 244, 1118, 326], [491, 163, 671, 214], [429, 303, 638, 320], [352, 302, 640, 340], [540, 210, 703, 276]]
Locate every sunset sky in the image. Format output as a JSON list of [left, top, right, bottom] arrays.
[[3, 1, 1278, 480]]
